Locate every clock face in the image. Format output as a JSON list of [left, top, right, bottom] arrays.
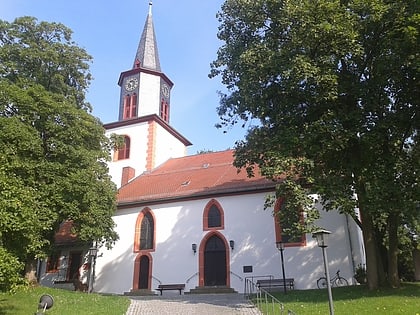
[[125, 78, 138, 91], [161, 84, 170, 98]]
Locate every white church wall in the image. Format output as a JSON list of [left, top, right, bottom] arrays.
[[93, 191, 362, 294], [94, 207, 141, 294], [153, 124, 187, 167], [105, 123, 149, 187], [138, 72, 160, 117]]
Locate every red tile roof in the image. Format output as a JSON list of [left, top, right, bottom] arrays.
[[54, 221, 79, 245], [117, 149, 278, 206]]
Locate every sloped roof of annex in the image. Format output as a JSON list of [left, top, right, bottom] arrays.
[[117, 149, 280, 208]]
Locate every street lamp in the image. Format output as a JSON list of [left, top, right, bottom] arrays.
[[87, 246, 98, 293], [275, 241, 287, 294], [313, 229, 334, 315]]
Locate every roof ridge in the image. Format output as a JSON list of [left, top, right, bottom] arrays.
[[152, 160, 234, 175]]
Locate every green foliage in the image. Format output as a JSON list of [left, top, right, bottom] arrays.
[[354, 263, 367, 284], [0, 17, 119, 289], [0, 247, 26, 292], [212, 0, 419, 288]]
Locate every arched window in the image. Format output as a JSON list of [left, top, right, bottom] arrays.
[[140, 212, 154, 250], [134, 209, 155, 252], [203, 199, 224, 230], [116, 136, 130, 160], [274, 199, 306, 247], [208, 205, 221, 228]]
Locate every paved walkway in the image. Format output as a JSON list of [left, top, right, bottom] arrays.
[[125, 293, 262, 315]]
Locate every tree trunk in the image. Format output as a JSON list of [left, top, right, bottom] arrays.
[[374, 226, 388, 286], [360, 209, 380, 289], [355, 181, 380, 290], [387, 213, 400, 288]]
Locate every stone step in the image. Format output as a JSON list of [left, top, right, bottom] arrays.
[[124, 289, 157, 296], [187, 286, 237, 294]]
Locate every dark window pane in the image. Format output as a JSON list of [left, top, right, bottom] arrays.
[[140, 212, 154, 250], [208, 205, 221, 227]]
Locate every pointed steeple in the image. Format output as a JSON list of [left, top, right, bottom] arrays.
[[133, 1, 161, 71]]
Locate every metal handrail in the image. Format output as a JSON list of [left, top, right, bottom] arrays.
[[185, 272, 198, 283], [244, 278, 296, 315], [152, 275, 162, 285], [230, 270, 243, 281]]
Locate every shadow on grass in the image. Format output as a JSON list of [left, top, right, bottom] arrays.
[[0, 298, 16, 315]]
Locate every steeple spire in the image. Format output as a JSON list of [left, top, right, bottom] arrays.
[[133, 1, 161, 71]]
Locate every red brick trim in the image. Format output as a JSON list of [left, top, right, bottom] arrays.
[[146, 121, 156, 171]]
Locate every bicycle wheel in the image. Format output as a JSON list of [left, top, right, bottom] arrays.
[[317, 277, 328, 289], [334, 277, 349, 287]]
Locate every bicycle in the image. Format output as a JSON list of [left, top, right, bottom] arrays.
[[317, 270, 349, 289]]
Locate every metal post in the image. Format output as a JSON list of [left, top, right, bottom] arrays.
[[280, 247, 287, 294], [322, 246, 334, 315], [87, 255, 93, 293], [87, 245, 98, 293]]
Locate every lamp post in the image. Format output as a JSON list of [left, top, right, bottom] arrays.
[[87, 246, 98, 293], [313, 229, 334, 315], [275, 241, 287, 294]]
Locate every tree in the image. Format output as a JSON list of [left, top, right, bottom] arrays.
[[210, 0, 419, 289], [0, 17, 118, 290]]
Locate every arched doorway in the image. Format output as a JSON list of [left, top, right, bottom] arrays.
[[199, 232, 230, 287], [133, 253, 152, 290], [139, 255, 150, 289]]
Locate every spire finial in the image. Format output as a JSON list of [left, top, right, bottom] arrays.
[[149, 1, 152, 15]]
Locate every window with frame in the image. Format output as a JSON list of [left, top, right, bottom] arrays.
[[123, 93, 138, 119], [160, 100, 169, 122], [140, 212, 154, 250], [134, 209, 155, 252], [116, 135, 130, 160], [203, 199, 224, 230], [46, 252, 60, 273], [274, 198, 306, 247]]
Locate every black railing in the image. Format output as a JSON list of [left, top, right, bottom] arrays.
[[244, 277, 296, 315]]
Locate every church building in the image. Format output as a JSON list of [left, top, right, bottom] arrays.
[[40, 3, 365, 294]]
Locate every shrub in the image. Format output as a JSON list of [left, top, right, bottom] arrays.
[[0, 247, 26, 292], [354, 263, 367, 284]]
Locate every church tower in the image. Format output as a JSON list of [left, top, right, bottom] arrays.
[[104, 2, 191, 188]]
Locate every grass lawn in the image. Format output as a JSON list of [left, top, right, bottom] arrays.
[[0, 286, 130, 315], [262, 282, 420, 314]]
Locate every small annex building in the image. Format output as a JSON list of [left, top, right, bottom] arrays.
[[39, 3, 365, 294]]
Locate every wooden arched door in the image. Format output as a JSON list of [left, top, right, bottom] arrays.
[[204, 234, 227, 286]]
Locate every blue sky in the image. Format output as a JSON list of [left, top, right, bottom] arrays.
[[2, 0, 248, 154]]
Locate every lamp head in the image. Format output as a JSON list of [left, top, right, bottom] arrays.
[[88, 247, 98, 257], [312, 229, 331, 248], [275, 241, 284, 251]]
